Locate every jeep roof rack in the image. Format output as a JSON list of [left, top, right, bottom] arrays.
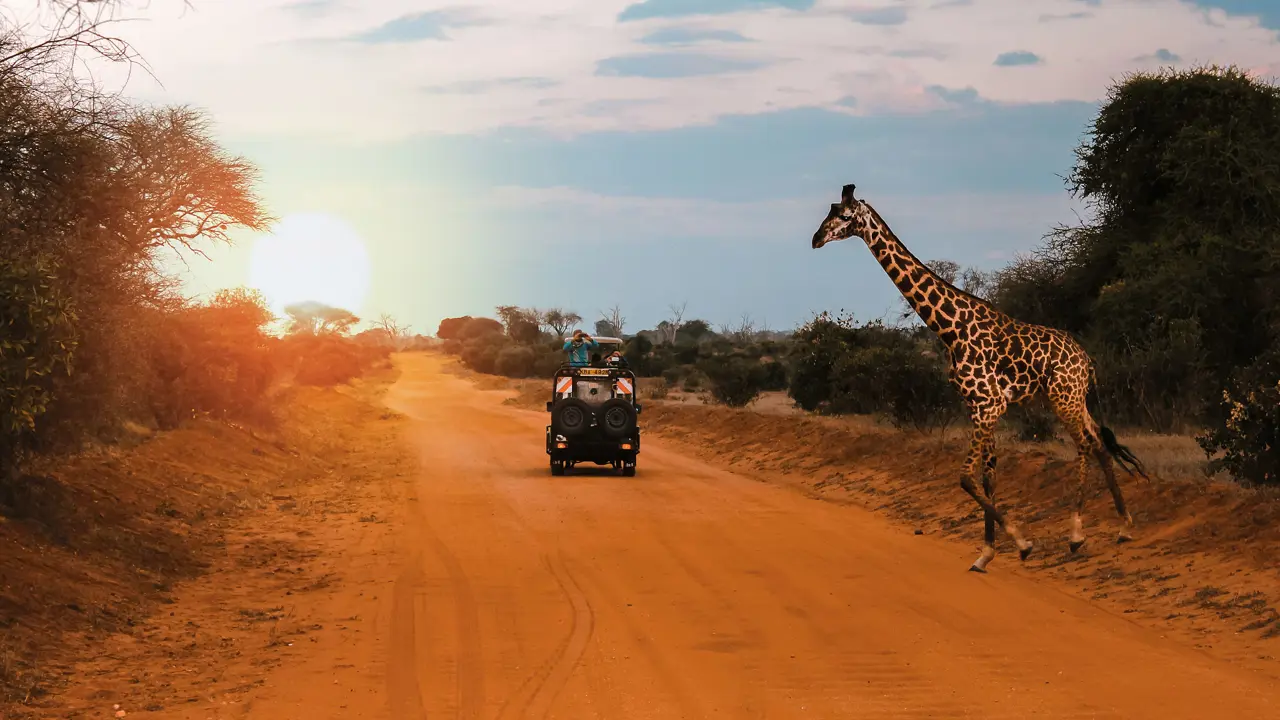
[[563, 336, 624, 345]]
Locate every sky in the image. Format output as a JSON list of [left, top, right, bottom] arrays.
[[14, 0, 1280, 335]]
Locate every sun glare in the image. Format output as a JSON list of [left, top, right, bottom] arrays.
[[249, 213, 372, 318]]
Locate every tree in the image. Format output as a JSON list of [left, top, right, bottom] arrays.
[[209, 287, 274, 334], [495, 305, 541, 344], [656, 301, 686, 345], [437, 316, 474, 339], [896, 259, 993, 324], [598, 305, 625, 337], [0, 45, 272, 457], [375, 313, 411, 349], [284, 301, 360, 336], [112, 106, 274, 257], [0, 254, 76, 477], [541, 308, 582, 337], [720, 313, 757, 343], [679, 319, 713, 344], [993, 65, 1280, 430]]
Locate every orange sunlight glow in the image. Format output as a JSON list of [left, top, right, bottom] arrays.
[[249, 213, 371, 317]]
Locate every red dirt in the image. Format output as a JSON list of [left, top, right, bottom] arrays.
[[2, 352, 1277, 719]]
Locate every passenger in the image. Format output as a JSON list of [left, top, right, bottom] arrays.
[[590, 352, 604, 367], [606, 350, 629, 368], [562, 330, 598, 367]]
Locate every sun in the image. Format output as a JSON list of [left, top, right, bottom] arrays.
[[249, 213, 372, 318]]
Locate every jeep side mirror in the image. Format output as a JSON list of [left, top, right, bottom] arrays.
[[546, 401, 553, 411], [635, 403, 642, 414]]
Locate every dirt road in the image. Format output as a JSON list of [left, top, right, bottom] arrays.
[[175, 353, 1277, 719]]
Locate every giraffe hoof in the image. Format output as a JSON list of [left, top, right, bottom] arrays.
[[1018, 544, 1034, 561], [968, 564, 987, 574], [1116, 533, 1133, 544], [1068, 539, 1086, 554]]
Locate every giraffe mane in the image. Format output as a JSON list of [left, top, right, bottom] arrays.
[[861, 200, 1008, 319]]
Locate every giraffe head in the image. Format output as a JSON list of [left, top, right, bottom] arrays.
[[812, 183, 873, 249]]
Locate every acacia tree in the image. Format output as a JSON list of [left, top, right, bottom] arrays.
[[992, 64, 1280, 434], [285, 302, 360, 336], [495, 305, 541, 344], [541, 308, 582, 337], [376, 313, 411, 348]]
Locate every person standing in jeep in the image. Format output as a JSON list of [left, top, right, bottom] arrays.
[[563, 330, 598, 367]]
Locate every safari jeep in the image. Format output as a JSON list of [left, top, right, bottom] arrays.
[[545, 336, 641, 476]]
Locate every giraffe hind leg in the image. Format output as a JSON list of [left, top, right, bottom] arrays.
[[1093, 446, 1137, 543]]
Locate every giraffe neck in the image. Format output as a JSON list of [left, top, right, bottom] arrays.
[[859, 204, 981, 345]]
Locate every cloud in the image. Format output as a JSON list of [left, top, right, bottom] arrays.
[[1136, 47, 1181, 62], [69, 0, 1280, 140], [479, 185, 1086, 249], [618, 0, 814, 22], [1206, 1, 1280, 29], [926, 85, 980, 105], [994, 50, 1043, 66], [848, 6, 909, 25], [596, 52, 766, 78], [283, 0, 335, 18], [422, 77, 559, 94], [640, 27, 751, 44], [347, 9, 486, 43]]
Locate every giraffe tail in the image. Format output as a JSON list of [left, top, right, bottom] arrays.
[[1086, 366, 1150, 480], [1098, 425, 1150, 480]]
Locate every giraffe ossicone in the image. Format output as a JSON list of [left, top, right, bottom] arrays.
[[811, 183, 1150, 572]]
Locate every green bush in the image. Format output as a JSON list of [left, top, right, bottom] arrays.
[[460, 339, 500, 374], [786, 312, 963, 431], [759, 358, 788, 391], [661, 366, 683, 386], [699, 356, 767, 407], [495, 346, 538, 378], [1197, 353, 1280, 486], [1004, 402, 1058, 443], [0, 255, 77, 473]]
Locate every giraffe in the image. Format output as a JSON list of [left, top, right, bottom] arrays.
[[811, 184, 1149, 572]]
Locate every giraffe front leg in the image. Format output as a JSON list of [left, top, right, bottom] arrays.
[[961, 420, 1032, 571], [971, 437, 999, 572]]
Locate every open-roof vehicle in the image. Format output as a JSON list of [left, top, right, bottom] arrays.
[[545, 336, 641, 476]]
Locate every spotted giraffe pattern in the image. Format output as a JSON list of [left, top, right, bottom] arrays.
[[811, 184, 1148, 572]]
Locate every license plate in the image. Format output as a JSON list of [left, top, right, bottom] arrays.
[[577, 368, 609, 376]]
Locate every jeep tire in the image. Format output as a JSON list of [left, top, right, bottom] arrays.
[[551, 398, 593, 437], [597, 398, 637, 440]]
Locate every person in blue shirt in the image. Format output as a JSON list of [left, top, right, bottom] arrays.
[[563, 330, 599, 367]]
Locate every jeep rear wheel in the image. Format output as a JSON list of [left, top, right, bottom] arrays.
[[597, 398, 636, 439], [551, 398, 593, 437]]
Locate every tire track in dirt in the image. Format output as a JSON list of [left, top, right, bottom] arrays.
[[491, 551, 591, 720], [418, 505, 487, 718], [516, 552, 595, 719], [387, 557, 430, 720]]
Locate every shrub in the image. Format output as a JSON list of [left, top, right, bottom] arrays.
[[699, 356, 767, 408], [1004, 402, 1058, 443], [0, 255, 77, 474], [786, 312, 963, 431], [495, 346, 538, 378], [460, 339, 500, 374], [1197, 353, 1280, 486], [661, 366, 683, 386], [288, 334, 374, 387], [759, 358, 788, 391]]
